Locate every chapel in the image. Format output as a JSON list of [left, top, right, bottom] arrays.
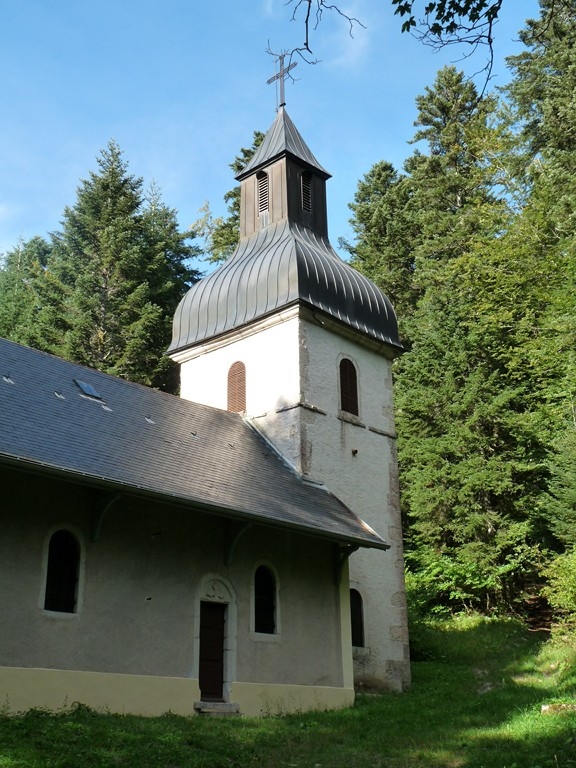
[[0, 92, 410, 717]]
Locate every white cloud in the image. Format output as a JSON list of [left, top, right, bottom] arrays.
[[298, 0, 376, 72], [327, 24, 370, 70], [261, 0, 280, 18]]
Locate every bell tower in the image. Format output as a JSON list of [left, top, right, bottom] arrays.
[[236, 107, 330, 240], [168, 93, 410, 691]]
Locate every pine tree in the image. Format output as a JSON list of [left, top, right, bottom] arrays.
[[398, 219, 554, 610], [347, 66, 553, 610], [0, 237, 53, 346], [18, 141, 200, 392], [405, 67, 506, 276], [345, 67, 507, 347], [505, 1, 576, 552], [342, 161, 417, 339]]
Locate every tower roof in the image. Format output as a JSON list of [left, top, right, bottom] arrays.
[[237, 107, 330, 180], [169, 221, 401, 355], [169, 108, 402, 357]]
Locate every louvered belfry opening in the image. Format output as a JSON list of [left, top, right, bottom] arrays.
[[340, 358, 359, 416], [257, 171, 269, 214], [301, 171, 312, 212], [227, 361, 246, 412]]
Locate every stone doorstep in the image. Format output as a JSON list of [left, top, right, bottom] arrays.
[[194, 701, 241, 716]]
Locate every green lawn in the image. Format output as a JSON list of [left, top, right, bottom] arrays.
[[1, 616, 576, 767]]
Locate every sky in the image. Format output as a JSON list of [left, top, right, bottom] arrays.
[[0, 0, 541, 267]]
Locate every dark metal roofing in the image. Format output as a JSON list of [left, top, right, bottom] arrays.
[[0, 337, 387, 550], [169, 220, 402, 355], [237, 107, 330, 180]]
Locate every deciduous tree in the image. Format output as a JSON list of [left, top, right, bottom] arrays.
[[194, 131, 264, 264], [286, 1, 574, 85]]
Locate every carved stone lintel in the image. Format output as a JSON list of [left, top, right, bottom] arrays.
[[204, 579, 228, 602]]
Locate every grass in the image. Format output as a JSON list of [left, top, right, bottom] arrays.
[[1, 616, 576, 767]]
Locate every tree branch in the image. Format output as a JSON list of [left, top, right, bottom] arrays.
[[287, 0, 365, 55]]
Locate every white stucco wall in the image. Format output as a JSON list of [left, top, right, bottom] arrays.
[[178, 310, 302, 417], [296, 319, 409, 690], [175, 308, 410, 690]]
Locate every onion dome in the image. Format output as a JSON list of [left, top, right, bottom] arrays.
[[168, 108, 402, 357]]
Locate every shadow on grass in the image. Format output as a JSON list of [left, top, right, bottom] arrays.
[[249, 617, 576, 768], [1, 618, 575, 768]]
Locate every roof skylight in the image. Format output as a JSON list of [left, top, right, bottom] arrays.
[[74, 379, 103, 400]]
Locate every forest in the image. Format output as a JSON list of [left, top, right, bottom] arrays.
[[0, 0, 574, 622]]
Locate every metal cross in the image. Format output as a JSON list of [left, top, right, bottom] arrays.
[[266, 53, 297, 108]]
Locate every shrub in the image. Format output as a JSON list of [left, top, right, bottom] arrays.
[[542, 548, 576, 626]]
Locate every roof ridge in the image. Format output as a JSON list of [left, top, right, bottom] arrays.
[[237, 107, 329, 180]]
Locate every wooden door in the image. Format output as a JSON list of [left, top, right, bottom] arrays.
[[199, 601, 226, 701]]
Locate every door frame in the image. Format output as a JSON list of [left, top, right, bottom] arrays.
[[193, 574, 237, 702]]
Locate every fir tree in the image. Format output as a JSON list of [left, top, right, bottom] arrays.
[[0, 237, 53, 347], [342, 161, 417, 340], [505, 1, 576, 552], [2, 142, 201, 393], [348, 66, 552, 610]]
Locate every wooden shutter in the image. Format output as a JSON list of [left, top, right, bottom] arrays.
[[257, 172, 269, 214], [340, 358, 359, 416], [227, 361, 246, 412]]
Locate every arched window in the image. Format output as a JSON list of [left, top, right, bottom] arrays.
[[257, 171, 269, 215], [227, 361, 246, 413], [339, 358, 359, 416], [44, 530, 80, 613], [254, 565, 276, 634], [301, 171, 312, 212], [350, 589, 365, 647]]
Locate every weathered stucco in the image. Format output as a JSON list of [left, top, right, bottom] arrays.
[[177, 308, 410, 692], [0, 667, 354, 718], [1, 467, 349, 715], [298, 319, 410, 691]]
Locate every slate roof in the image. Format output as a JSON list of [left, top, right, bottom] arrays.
[[0, 337, 387, 550], [237, 107, 330, 181], [169, 220, 402, 355]]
